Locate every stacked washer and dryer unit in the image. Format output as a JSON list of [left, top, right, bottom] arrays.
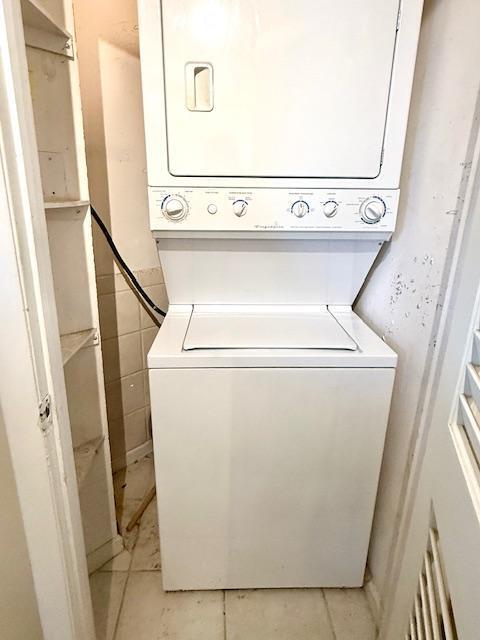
[[139, 1, 423, 590]]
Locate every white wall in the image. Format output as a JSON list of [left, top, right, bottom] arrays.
[[74, 0, 158, 275], [74, 0, 166, 466], [356, 0, 480, 605], [0, 411, 42, 639]]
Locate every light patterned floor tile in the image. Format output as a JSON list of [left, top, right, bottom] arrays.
[[115, 572, 224, 640], [225, 588, 335, 640], [99, 549, 132, 572], [114, 454, 155, 551], [131, 498, 161, 571], [89, 571, 128, 640], [323, 588, 377, 639]]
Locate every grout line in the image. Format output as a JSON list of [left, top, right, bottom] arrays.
[[126, 546, 134, 573], [115, 569, 165, 574], [321, 589, 338, 640], [114, 404, 149, 419], [112, 483, 137, 640], [126, 568, 163, 573], [104, 366, 149, 382], [96, 275, 164, 293], [97, 276, 165, 295], [112, 569, 131, 640], [223, 590, 227, 640], [97, 283, 165, 297], [101, 326, 159, 341], [113, 453, 159, 638]]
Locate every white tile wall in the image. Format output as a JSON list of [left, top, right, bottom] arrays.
[[108, 409, 149, 463], [141, 327, 158, 369], [140, 284, 168, 329], [98, 289, 140, 339], [102, 333, 143, 383], [97, 267, 167, 468]]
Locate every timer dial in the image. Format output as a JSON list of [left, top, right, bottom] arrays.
[[291, 200, 309, 218], [360, 196, 386, 224], [233, 199, 248, 217], [162, 195, 188, 221], [323, 200, 338, 218]]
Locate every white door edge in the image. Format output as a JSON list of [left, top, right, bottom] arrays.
[[0, 2, 95, 637]]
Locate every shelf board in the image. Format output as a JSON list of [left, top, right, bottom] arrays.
[[21, 0, 73, 58], [44, 200, 90, 212], [60, 328, 96, 365], [74, 436, 105, 490]]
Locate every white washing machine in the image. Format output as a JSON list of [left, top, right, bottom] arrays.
[[139, 0, 424, 589], [149, 305, 395, 589]]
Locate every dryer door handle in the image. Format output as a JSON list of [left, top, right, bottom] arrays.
[[185, 63, 214, 112]]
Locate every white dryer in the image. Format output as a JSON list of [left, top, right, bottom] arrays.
[[139, 0, 424, 589]]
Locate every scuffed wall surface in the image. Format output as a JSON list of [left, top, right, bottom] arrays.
[[356, 0, 480, 602]]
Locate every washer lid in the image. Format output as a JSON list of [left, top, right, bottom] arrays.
[[183, 305, 357, 351]]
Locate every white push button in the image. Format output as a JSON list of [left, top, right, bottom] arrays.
[[207, 204, 217, 215]]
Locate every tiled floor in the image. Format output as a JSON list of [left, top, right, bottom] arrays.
[[90, 454, 377, 639]]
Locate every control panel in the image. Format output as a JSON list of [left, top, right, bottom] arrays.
[[149, 188, 399, 232]]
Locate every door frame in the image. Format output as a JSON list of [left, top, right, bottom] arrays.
[[0, 1, 95, 638]]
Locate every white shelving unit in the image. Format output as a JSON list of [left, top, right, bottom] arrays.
[[21, 0, 73, 57], [74, 436, 105, 490], [60, 328, 96, 365], [20, 0, 122, 573], [45, 200, 90, 211]]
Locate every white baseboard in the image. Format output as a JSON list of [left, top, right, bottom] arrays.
[[364, 567, 382, 626], [111, 438, 153, 473], [87, 535, 124, 574]]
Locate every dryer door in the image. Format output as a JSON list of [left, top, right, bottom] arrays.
[[161, 0, 400, 179]]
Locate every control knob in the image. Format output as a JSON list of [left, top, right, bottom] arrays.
[[323, 200, 338, 218], [162, 195, 188, 222], [291, 200, 309, 218], [233, 199, 248, 217], [360, 196, 386, 224]]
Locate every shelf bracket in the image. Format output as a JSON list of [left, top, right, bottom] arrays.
[[21, 0, 74, 59], [23, 25, 73, 58]]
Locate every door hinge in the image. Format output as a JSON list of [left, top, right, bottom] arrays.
[[39, 394, 52, 430]]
